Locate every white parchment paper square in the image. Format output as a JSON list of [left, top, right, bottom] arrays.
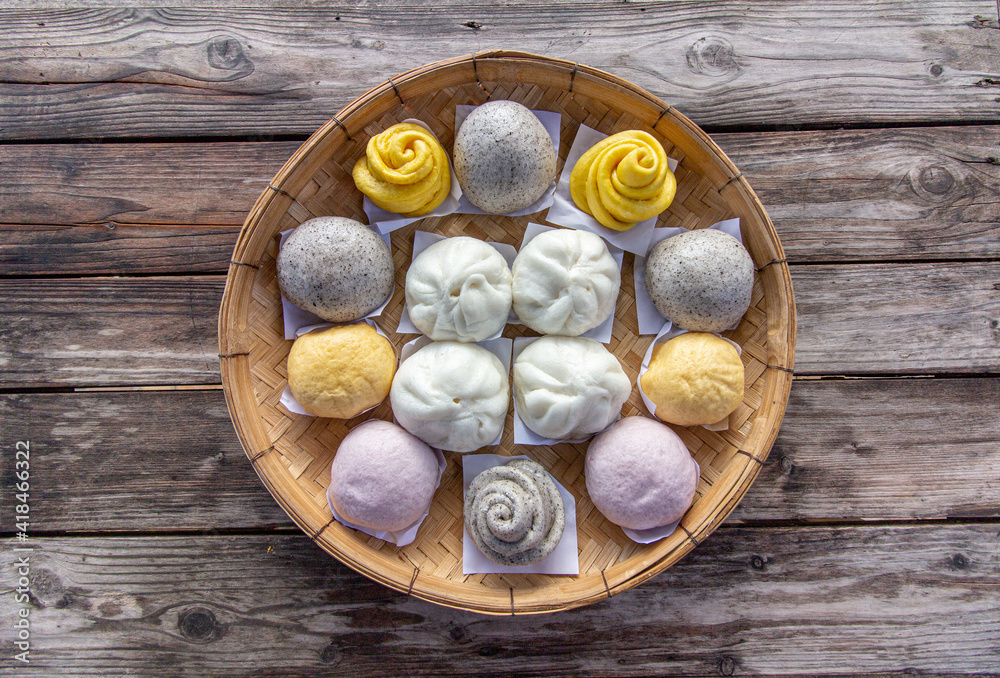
[[396, 230, 518, 336], [278, 227, 392, 340], [359, 118, 463, 234], [546, 123, 680, 255], [452, 106, 562, 216], [397, 335, 513, 448], [279, 321, 394, 417], [633, 218, 744, 335], [636, 323, 743, 433], [516, 222, 624, 344], [325, 420, 448, 547], [462, 454, 579, 575]]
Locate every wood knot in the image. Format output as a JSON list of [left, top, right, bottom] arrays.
[[449, 623, 468, 643], [178, 607, 220, 643], [930, 64, 944, 77], [207, 37, 254, 78], [779, 454, 793, 474], [320, 642, 341, 664], [750, 555, 766, 571], [951, 553, 969, 569], [687, 37, 738, 77], [719, 655, 737, 676], [918, 165, 954, 195], [29, 568, 67, 608]]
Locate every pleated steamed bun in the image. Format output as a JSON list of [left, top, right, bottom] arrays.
[[514, 336, 630, 440], [390, 341, 509, 453], [405, 236, 512, 342], [512, 229, 620, 336]]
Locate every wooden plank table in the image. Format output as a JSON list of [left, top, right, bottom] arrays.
[[1, 3, 998, 675]]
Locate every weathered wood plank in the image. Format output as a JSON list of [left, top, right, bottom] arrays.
[[0, 379, 995, 533], [0, 223, 240, 275], [0, 140, 296, 226], [2, 126, 998, 275], [1, 263, 997, 388], [723, 126, 1000, 263], [0, 277, 222, 388], [732, 376, 1000, 521], [0, 526, 996, 676], [794, 262, 1000, 375], [0, 3, 997, 140], [0, 390, 288, 533]]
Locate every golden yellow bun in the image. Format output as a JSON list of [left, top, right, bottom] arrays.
[[569, 130, 676, 231], [641, 332, 744, 426], [287, 323, 395, 419], [352, 122, 451, 217]]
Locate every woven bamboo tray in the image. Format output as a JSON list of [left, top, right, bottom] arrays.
[[219, 50, 795, 615]]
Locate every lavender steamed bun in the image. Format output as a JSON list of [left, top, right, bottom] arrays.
[[327, 420, 440, 532], [585, 417, 699, 530]]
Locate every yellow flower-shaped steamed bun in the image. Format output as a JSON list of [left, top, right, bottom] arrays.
[[641, 332, 744, 427], [287, 323, 395, 419], [569, 130, 676, 231], [352, 122, 451, 217]]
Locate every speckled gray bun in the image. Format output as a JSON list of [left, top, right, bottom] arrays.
[[453, 101, 557, 215], [644, 229, 754, 333], [276, 216, 394, 323], [464, 459, 565, 566]]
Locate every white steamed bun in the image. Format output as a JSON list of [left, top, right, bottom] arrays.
[[512, 228, 620, 336], [389, 341, 509, 453], [405, 236, 512, 342], [513, 336, 630, 440]]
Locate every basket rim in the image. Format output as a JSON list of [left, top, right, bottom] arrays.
[[218, 50, 796, 615]]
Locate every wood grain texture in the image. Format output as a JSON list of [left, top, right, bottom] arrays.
[[0, 223, 239, 275], [732, 377, 1000, 521], [0, 277, 222, 388], [1, 526, 996, 676], [0, 2, 998, 140], [2, 126, 998, 275], [2, 262, 996, 388], [722, 126, 1000, 263], [0, 141, 296, 226], [1, 379, 995, 533], [794, 262, 1000, 375], [0, 390, 288, 533]]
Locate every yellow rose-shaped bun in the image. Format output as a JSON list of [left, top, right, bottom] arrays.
[[569, 130, 677, 231], [287, 323, 396, 419], [641, 332, 744, 426], [352, 122, 451, 217]]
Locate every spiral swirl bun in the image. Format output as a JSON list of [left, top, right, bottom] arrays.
[[464, 459, 565, 566], [569, 130, 677, 231], [353, 122, 451, 217]]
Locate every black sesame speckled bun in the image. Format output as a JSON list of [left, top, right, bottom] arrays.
[[452, 101, 557, 215], [276, 216, 393, 323], [644, 229, 753, 333]]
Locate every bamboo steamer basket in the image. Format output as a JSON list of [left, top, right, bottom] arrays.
[[219, 50, 795, 615]]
